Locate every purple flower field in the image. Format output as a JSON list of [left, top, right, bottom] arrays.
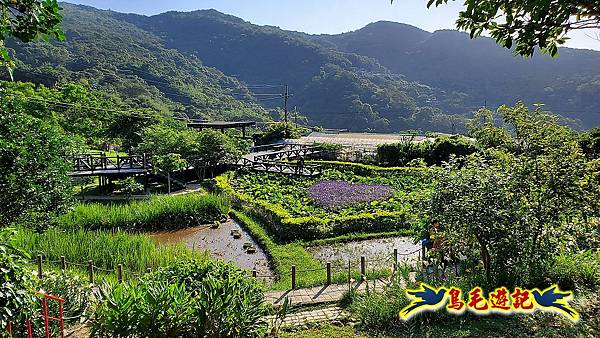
[[307, 180, 394, 209]]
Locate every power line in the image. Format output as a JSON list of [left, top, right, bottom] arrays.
[[12, 96, 173, 120]]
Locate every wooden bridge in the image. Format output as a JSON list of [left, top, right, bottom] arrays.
[[251, 143, 320, 162], [238, 143, 321, 177], [237, 158, 321, 177], [68, 154, 152, 177]]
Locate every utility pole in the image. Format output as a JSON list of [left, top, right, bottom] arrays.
[[284, 84, 289, 138], [294, 106, 298, 125]]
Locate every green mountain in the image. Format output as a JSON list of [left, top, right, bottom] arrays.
[[318, 21, 600, 127], [4, 4, 270, 123], [4, 3, 599, 132], [115, 8, 466, 132]]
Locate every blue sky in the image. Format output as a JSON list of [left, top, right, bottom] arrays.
[[66, 0, 600, 51]]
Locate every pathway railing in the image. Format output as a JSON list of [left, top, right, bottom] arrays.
[[250, 247, 424, 289], [252, 145, 320, 162], [28, 245, 426, 290], [238, 158, 321, 177], [68, 153, 152, 175], [6, 293, 65, 338]]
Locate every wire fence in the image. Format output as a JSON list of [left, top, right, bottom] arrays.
[[29, 255, 153, 284], [248, 246, 424, 288], [29, 246, 425, 290]]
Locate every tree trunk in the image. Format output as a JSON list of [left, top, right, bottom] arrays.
[[481, 245, 491, 283], [167, 172, 171, 194], [476, 234, 491, 283]]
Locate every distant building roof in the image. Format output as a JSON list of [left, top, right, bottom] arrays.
[[187, 121, 256, 129]]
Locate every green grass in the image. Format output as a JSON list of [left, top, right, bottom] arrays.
[[282, 313, 598, 338], [14, 228, 207, 274], [549, 250, 600, 289], [232, 210, 392, 290], [59, 193, 230, 231]]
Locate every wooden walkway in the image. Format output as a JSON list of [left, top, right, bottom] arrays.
[[68, 154, 152, 177], [238, 143, 321, 177]]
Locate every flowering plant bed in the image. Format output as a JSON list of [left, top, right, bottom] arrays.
[[308, 180, 394, 209], [216, 163, 432, 240]]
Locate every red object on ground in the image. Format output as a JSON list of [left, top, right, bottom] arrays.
[[5, 293, 65, 338], [6, 320, 33, 338], [42, 294, 65, 338]]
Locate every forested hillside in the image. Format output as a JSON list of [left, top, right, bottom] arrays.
[[3, 4, 270, 123], [3, 3, 599, 132], [319, 21, 600, 127], [115, 8, 467, 132]]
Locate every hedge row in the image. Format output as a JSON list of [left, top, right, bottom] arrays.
[[216, 172, 409, 241], [310, 160, 429, 177]]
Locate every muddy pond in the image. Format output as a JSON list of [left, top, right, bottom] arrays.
[[308, 236, 421, 269], [151, 220, 273, 277]]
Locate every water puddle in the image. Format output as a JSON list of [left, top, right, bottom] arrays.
[[151, 220, 273, 278], [308, 236, 421, 269]]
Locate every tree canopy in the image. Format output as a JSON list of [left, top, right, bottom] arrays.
[[429, 103, 596, 286], [0, 0, 64, 77], [0, 98, 74, 228], [396, 0, 600, 57]]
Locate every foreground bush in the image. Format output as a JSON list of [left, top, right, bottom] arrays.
[[548, 250, 600, 290], [347, 272, 599, 337], [377, 135, 478, 167], [0, 229, 37, 334], [14, 228, 205, 273], [92, 260, 267, 337], [59, 193, 230, 230]]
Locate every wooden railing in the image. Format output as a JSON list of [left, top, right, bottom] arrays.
[[69, 154, 152, 174], [238, 158, 321, 177], [253, 145, 320, 162]]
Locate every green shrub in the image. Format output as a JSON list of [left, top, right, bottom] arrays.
[[37, 271, 92, 325], [93, 281, 195, 337], [253, 122, 308, 145], [117, 177, 145, 196], [314, 142, 346, 161], [377, 135, 478, 167], [13, 228, 206, 273], [547, 250, 600, 290], [92, 260, 267, 337], [59, 193, 230, 231], [0, 229, 37, 333], [377, 140, 430, 167]]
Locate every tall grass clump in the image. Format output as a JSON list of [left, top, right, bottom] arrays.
[[59, 193, 230, 230], [13, 228, 207, 273], [92, 260, 267, 337]]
